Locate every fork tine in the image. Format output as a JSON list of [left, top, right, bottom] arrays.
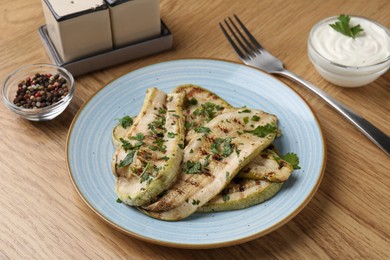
[[233, 14, 263, 50], [228, 17, 258, 54], [224, 18, 252, 57], [219, 22, 247, 60]]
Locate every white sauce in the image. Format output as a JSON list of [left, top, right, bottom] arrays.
[[311, 17, 390, 66]]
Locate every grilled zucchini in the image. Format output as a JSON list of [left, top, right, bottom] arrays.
[[112, 88, 185, 206], [197, 179, 283, 212], [140, 108, 278, 220]]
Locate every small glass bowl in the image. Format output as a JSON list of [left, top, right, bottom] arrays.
[[2, 64, 75, 121], [308, 16, 390, 87]]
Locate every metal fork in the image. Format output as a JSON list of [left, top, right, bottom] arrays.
[[220, 15, 390, 156]]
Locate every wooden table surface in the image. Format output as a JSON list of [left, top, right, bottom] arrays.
[[1, 0, 389, 258]]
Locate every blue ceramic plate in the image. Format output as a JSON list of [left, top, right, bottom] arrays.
[[67, 59, 326, 248]]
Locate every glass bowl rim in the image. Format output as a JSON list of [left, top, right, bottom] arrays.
[[2, 63, 75, 113]]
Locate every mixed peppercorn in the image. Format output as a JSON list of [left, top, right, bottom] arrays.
[[13, 73, 69, 109]]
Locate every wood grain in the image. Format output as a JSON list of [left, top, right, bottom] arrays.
[[1, 0, 389, 259]]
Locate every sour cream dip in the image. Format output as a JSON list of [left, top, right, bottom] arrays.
[[308, 16, 390, 87], [311, 17, 390, 67]]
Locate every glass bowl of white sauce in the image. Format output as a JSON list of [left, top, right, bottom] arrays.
[[308, 16, 390, 87]]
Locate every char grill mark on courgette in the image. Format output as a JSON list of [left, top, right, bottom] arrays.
[[112, 88, 185, 206], [140, 108, 278, 220]]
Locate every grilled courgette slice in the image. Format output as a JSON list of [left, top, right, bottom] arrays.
[[197, 179, 283, 212], [140, 108, 278, 220], [112, 88, 185, 206]]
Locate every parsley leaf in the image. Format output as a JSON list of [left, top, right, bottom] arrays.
[[116, 115, 133, 128], [203, 155, 211, 168], [239, 109, 251, 113], [185, 161, 202, 174], [188, 97, 198, 106], [118, 150, 135, 167], [193, 102, 218, 122], [194, 126, 211, 134], [222, 138, 234, 157], [129, 133, 144, 142], [210, 138, 234, 157], [222, 194, 230, 202], [167, 132, 176, 138], [251, 115, 260, 121], [281, 152, 301, 170], [245, 124, 277, 138], [185, 122, 193, 129], [329, 14, 364, 39]]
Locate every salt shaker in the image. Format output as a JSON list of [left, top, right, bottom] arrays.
[[41, 0, 113, 62], [105, 0, 161, 48]]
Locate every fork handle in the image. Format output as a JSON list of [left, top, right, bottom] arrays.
[[277, 69, 390, 156]]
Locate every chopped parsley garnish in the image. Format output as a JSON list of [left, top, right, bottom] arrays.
[[167, 132, 176, 138], [140, 173, 150, 183], [116, 115, 133, 128], [251, 115, 260, 121], [155, 137, 166, 152], [239, 109, 251, 113], [154, 117, 165, 128], [118, 150, 135, 167], [158, 107, 167, 114], [193, 102, 219, 122], [148, 145, 158, 151], [222, 194, 230, 202], [203, 155, 211, 168], [245, 123, 277, 138], [139, 162, 151, 183], [116, 198, 123, 203], [243, 117, 249, 124], [185, 160, 202, 174], [194, 126, 211, 134], [178, 143, 185, 149], [129, 133, 144, 142], [188, 97, 198, 106], [281, 152, 301, 170], [159, 156, 170, 161], [192, 199, 200, 205], [119, 138, 133, 151], [185, 122, 193, 129], [210, 138, 223, 154], [211, 137, 234, 158], [215, 105, 223, 111], [225, 171, 230, 179]]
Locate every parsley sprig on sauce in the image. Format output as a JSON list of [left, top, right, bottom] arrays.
[[329, 15, 363, 39]]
